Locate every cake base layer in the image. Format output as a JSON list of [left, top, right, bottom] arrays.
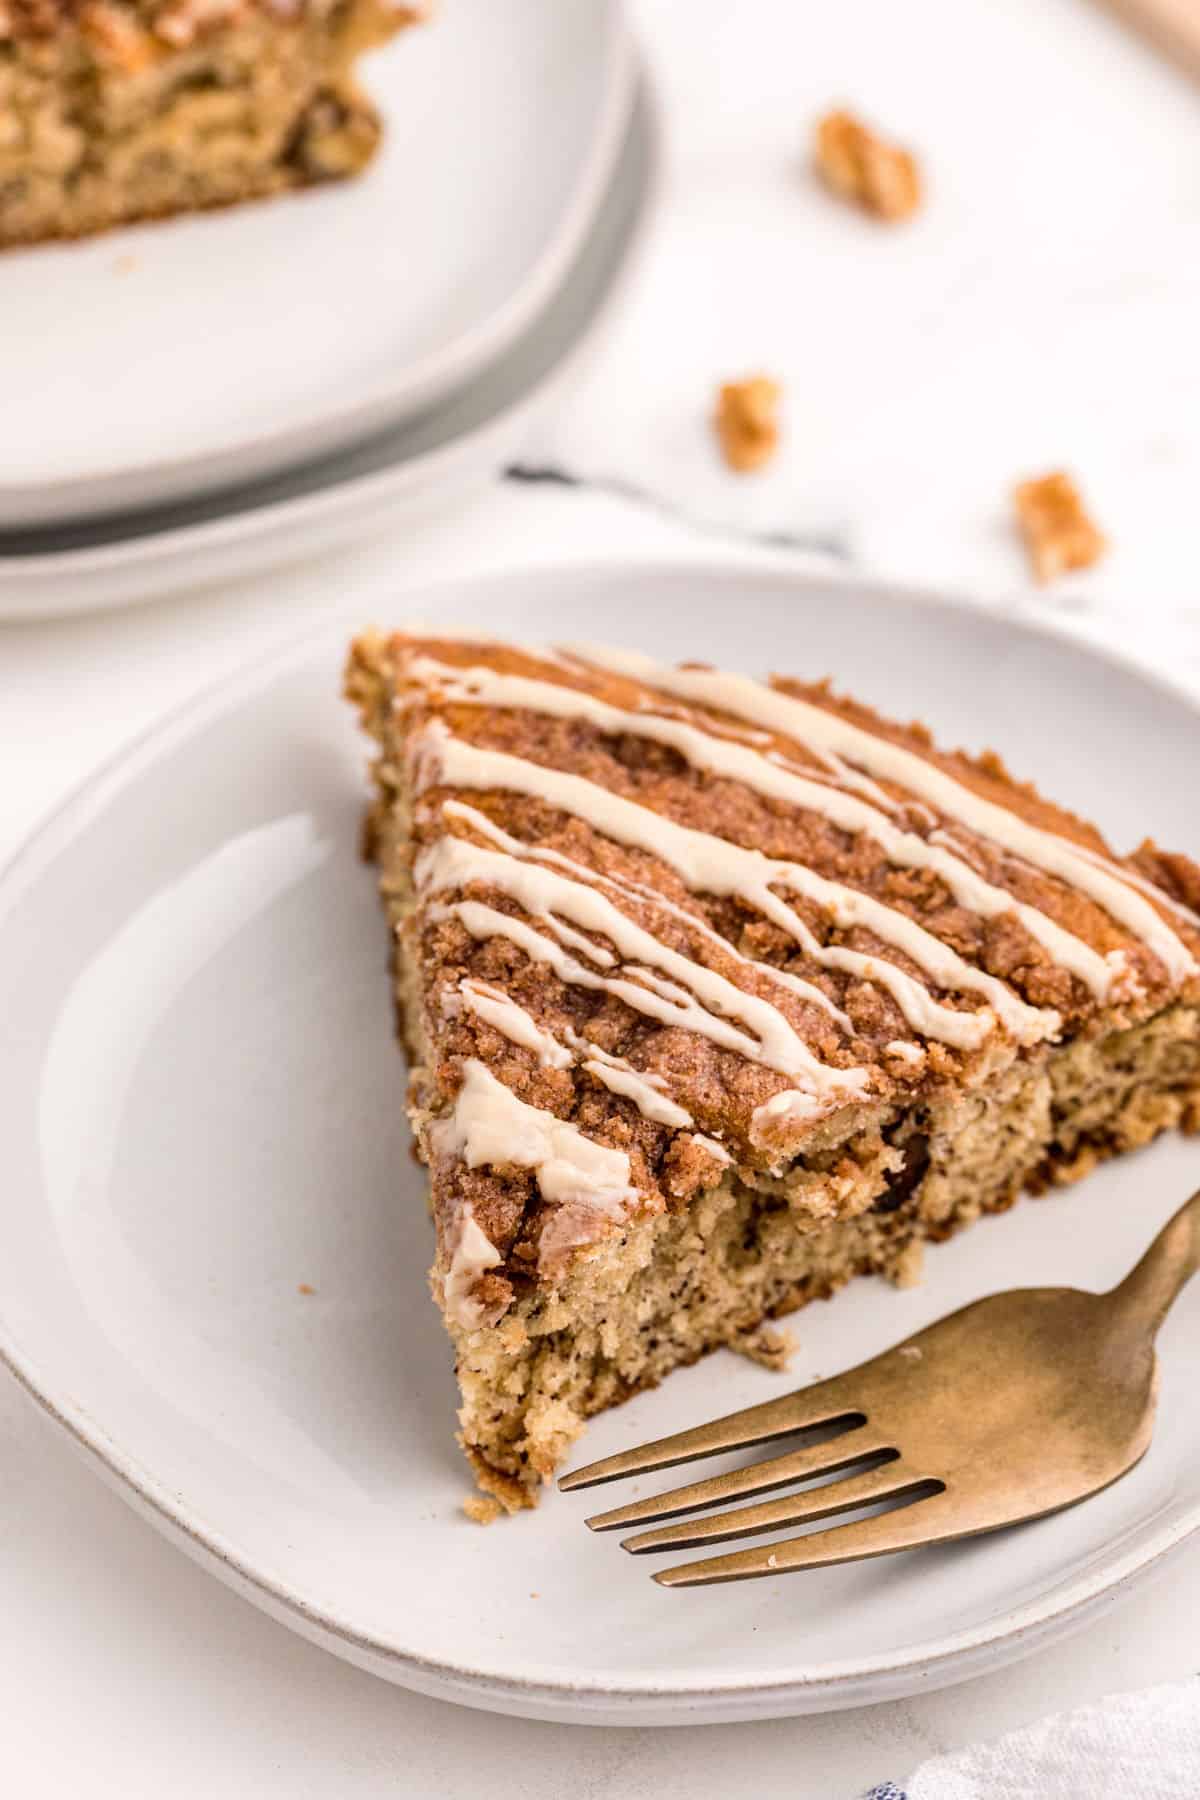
[[0, 0, 411, 248], [450, 1006, 1200, 1510]]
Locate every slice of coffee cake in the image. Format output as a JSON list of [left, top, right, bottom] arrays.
[[0, 0, 423, 249], [346, 631, 1200, 1512]]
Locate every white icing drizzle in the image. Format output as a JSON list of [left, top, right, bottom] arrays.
[[624, 966, 697, 1008], [442, 895, 855, 1155], [929, 827, 984, 867], [692, 1133, 732, 1164], [659, 705, 771, 748], [751, 1089, 827, 1137], [585, 1045, 669, 1086], [421, 728, 1060, 1050], [554, 647, 878, 800], [885, 1039, 926, 1066], [420, 839, 861, 1091], [410, 657, 1123, 1002], [767, 744, 901, 813], [1071, 841, 1200, 931], [582, 1059, 693, 1128], [434, 1056, 637, 1211], [394, 628, 574, 663], [458, 979, 573, 1068], [455, 976, 708, 1136], [443, 1206, 503, 1330], [570, 645, 1198, 986], [759, 961, 854, 1034], [540, 917, 617, 968], [562, 1029, 665, 1083], [446, 800, 854, 1033], [432, 1059, 641, 1281]]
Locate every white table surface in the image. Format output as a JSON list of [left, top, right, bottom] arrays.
[[4, 0, 1200, 1792]]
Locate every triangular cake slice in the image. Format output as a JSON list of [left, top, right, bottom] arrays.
[[345, 630, 1200, 1512]]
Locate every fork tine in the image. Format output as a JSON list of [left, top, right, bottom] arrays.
[[586, 1429, 891, 1532], [558, 1383, 864, 1492], [652, 1485, 951, 1586], [623, 1458, 925, 1554]]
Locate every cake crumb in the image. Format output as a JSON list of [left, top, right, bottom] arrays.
[[733, 1322, 797, 1371], [1013, 471, 1107, 583], [714, 376, 781, 473], [814, 109, 921, 222], [113, 253, 138, 275], [463, 1494, 503, 1526], [297, 1283, 316, 1296], [889, 1241, 925, 1289]]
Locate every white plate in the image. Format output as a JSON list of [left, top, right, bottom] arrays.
[[0, 71, 658, 621], [0, 0, 632, 528], [3, 560, 1199, 1726]]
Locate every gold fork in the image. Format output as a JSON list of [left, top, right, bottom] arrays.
[[559, 1188, 1200, 1588]]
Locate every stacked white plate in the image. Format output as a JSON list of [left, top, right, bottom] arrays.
[[0, 0, 656, 618]]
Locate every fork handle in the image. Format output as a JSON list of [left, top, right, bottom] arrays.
[[1110, 1187, 1200, 1336]]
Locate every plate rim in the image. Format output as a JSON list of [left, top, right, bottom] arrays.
[[0, 0, 633, 521], [0, 63, 662, 614], [3, 557, 1199, 1722]]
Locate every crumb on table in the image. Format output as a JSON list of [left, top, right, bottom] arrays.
[[1013, 471, 1107, 583], [297, 1282, 316, 1296], [462, 1494, 502, 1526], [714, 375, 781, 473], [813, 109, 921, 222], [732, 1322, 797, 1371]]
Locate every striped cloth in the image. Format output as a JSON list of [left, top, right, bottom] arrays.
[[863, 1679, 1199, 1798]]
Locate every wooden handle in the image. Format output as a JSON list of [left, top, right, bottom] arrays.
[[1091, 0, 1200, 81], [1112, 1188, 1200, 1338]]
